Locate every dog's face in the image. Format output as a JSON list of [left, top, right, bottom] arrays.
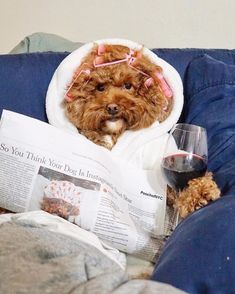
[[64, 45, 173, 137]]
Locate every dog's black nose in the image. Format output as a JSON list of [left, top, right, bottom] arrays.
[[107, 104, 119, 115]]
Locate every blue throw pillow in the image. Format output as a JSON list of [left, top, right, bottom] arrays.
[[151, 55, 235, 293], [184, 55, 235, 196], [0, 52, 67, 121]]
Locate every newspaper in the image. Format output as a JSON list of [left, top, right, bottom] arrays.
[[0, 110, 177, 262]]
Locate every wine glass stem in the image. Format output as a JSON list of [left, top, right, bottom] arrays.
[[175, 209, 180, 226], [175, 188, 181, 227]]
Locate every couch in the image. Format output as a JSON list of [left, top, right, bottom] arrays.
[[1, 33, 235, 293]]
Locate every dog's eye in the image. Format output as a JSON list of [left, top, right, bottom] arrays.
[[96, 84, 105, 92], [123, 83, 132, 90]]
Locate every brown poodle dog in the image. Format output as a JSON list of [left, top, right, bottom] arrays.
[[64, 44, 173, 149], [63, 43, 220, 218]]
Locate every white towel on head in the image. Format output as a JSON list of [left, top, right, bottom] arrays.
[[46, 38, 184, 169]]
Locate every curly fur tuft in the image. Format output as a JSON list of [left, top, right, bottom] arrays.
[[177, 172, 221, 218]]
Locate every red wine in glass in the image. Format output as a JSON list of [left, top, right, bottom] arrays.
[[161, 123, 208, 192], [161, 153, 207, 191]]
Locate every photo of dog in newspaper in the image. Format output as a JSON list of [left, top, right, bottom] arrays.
[[30, 166, 100, 223]]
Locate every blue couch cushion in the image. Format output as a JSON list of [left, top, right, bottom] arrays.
[[152, 196, 235, 294], [184, 55, 235, 196], [0, 52, 67, 121], [151, 55, 235, 293]]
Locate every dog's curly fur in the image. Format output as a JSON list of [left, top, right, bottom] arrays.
[[177, 172, 220, 218], [64, 44, 172, 149], [167, 173, 221, 218], [64, 44, 220, 219]]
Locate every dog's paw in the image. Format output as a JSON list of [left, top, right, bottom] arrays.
[[94, 135, 115, 150], [80, 130, 114, 149], [176, 172, 221, 218], [102, 135, 114, 150]]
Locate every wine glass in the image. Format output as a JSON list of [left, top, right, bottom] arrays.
[[161, 123, 208, 192]]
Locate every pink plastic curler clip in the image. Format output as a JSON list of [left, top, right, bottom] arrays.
[[98, 44, 106, 55], [163, 98, 169, 111], [144, 77, 154, 89], [65, 93, 74, 102], [94, 56, 104, 66], [64, 69, 91, 101], [93, 48, 135, 68], [155, 72, 173, 98]]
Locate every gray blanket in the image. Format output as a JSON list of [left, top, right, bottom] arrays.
[[0, 218, 185, 293], [9, 32, 83, 54]]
